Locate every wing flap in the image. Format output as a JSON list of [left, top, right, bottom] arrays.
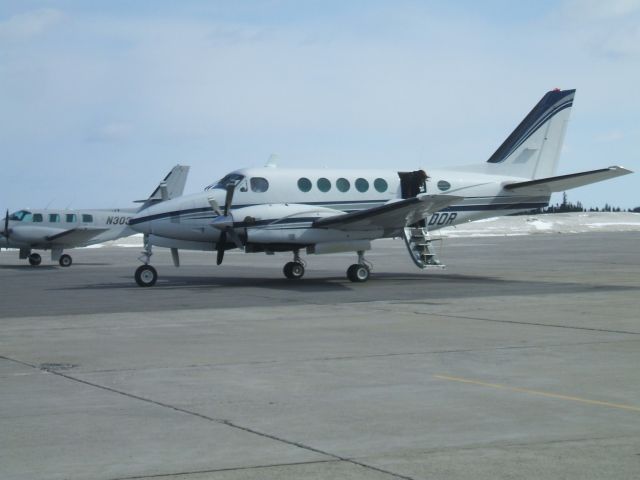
[[504, 166, 632, 193], [313, 194, 462, 231]]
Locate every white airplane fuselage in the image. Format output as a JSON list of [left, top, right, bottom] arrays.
[[132, 166, 548, 249]]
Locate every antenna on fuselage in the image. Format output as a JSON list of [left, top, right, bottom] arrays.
[[265, 154, 278, 168]]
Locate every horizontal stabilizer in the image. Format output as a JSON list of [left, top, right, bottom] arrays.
[[503, 166, 632, 193], [313, 194, 462, 231]]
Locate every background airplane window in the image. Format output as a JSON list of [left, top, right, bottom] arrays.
[[29, 213, 39, 222], [66, 214, 77, 223], [298, 177, 312, 192], [317, 177, 331, 192], [9, 210, 30, 221], [355, 178, 369, 192], [336, 178, 350, 192], [49, 214, 60, 223], [250, 177, 269, 193], [374, 178, 388, 192], [82, 214, 93, 223]]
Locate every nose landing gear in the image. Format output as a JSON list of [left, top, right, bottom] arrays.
[[134, 234, 158, 287]]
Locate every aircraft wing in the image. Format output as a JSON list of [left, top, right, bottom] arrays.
[[503, 166, 632, 193], [313, 194, 462, 231], [46, 228, 109, 246]]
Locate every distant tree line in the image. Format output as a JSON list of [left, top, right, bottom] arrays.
[[513, 192, 640, 215]]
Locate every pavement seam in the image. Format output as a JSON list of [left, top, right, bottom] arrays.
[[2, 354, 415, 480], [108, 459, 338, 480], [369, 306, 640, 335]]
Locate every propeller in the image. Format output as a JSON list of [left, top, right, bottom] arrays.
[[2, 209, 9, 240], [209, 184, 243, 265]]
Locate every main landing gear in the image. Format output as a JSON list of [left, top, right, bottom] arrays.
[[281, 249, 373, 283], [28, 253, 41, 266], [135, 235, 158, 287], [59, 254, 72, 267], [346, 250, 371, 283], [283, 250, 305, 280]]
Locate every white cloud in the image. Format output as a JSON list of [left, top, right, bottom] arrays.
[[0, 8, 64, 41], [595, 131, 625, 143]]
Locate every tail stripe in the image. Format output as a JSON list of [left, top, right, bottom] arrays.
[[487, 90, 575, 164]]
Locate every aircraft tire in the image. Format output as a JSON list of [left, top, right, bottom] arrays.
[[347, 264, 370, 283], [283, 261, 305, 279], [135, 265, 158, 287], [59, 254, 72, 267], [28, 253, 42, 266]]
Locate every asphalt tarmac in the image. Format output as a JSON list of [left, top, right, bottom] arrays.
[[1, 232, 639, 479]]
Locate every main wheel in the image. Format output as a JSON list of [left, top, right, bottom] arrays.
[[135, 265, 158, 287], [347, 263, 370, 283], [28, 253, 42, 266], [283, 261, 305, 279], [59, 254, 72, 267]]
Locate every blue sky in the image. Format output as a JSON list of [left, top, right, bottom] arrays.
[[1, 0, 638, 210]]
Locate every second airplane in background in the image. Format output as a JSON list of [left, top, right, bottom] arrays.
[[0, 165, 189, 267]]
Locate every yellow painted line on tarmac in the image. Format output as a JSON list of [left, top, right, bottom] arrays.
[[434, 374, 640, 413]]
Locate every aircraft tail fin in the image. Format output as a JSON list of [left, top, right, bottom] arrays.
[[485, 89, 575, 179], [135, 165, 190, 211]]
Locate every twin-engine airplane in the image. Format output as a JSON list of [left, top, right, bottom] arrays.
[[128, 89, 631, 286], [0, 165, 189, 266]]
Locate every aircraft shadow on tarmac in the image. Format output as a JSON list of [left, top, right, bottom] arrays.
[[0, 263, 111, 270], [53, 272, 638, 300]]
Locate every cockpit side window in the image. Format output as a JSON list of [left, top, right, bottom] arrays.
[[205, 173, 246, 191], [250, 177, 269, 193]]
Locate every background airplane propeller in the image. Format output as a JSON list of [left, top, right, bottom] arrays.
[[3, 209, 10, 240]]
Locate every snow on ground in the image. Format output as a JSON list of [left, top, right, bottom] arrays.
[[95, 212, 639, 249]]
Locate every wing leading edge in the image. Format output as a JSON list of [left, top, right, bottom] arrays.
[[313, 194, 463, 231]]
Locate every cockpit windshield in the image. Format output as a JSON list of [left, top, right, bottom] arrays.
[[205, 173, 245, 191], [8, 210, 32, 221]]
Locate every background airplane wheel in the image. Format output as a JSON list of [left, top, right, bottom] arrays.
[[135, 265, 158, 287], [59, 254, 72, 267], [28, 253, 42, 266], [347, 264, 370, 283], [283, 261, 305, 279]]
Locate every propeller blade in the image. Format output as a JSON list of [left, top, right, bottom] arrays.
[[3, 209, 9, 239], [216, 231, 227, 265], [208, 197, 223, 216], [224, 184, 235, 216], [170, 248, 180, 267]]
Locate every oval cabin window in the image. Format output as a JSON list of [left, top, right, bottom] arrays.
[[355, 178, 369, 192], [374, 178, 388, 192], [336, 178, 350, 192], [317, 178, 331, 192], [437, 180, 451, 191], [298, 178, 312, 192]]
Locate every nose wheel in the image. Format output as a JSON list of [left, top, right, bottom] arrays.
[[135, 265, 158, 287]]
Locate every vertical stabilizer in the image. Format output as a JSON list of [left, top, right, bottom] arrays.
[[136, 165, 190, 211], [486, 89, 574, 179]]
